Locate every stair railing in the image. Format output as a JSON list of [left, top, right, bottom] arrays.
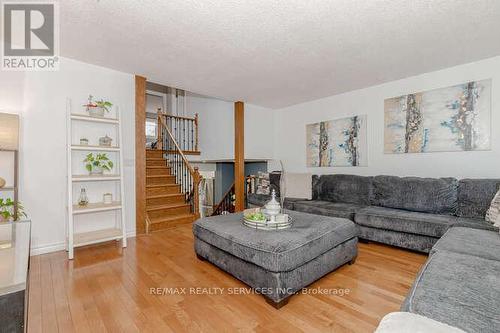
[[160, 113, 199, 154], [212, 182, 235, 216], [158, 114, 201, 218]]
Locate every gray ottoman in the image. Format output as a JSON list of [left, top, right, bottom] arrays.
[[193, 210, 358, 308]]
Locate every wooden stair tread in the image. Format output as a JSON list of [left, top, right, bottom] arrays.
[[146, 166, 171, 169], [146, 203, 190, 211], [146, 175, 175, 178], [146, 184, 179, 188], [146, 158, 164, 161], [147, 193, 184, 199], [149, 213, 196, 224]]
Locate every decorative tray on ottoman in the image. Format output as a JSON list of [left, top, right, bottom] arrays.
[[242, 208, 292, 230]]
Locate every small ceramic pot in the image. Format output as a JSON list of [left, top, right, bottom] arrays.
[[88, 106, 105, 118], [80, 138, 89, 146], [0, 177, 6, 188], [90, 167, 104, 175]]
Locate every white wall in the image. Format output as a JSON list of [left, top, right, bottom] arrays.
[[0, 58, 136, 255], [273, 56, 500, 179], [185, 93, 274, 161]]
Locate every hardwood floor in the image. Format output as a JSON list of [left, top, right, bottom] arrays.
[[28, 225, 427, 333]]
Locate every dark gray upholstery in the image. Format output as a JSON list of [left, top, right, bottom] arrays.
[[432, 227, 500, 261], [457, 179, 500, 218], [269, 172, 281, 197], [306, 174, 500, 252], [358, 226, 438, 253], [355, 206, 456, 238], [453, 216, 499, 231], [371, 176, 457, 214], [246, 194, 298, 210], [313, 174, 372, 205], [402, 250, 500, 333], [247, 193, 270, 207], [293, 200, 364, 220], [195, 237, 357, 303], [193, 211, 357, 272]]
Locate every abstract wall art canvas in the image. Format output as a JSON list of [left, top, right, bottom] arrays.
[[306, 115, 367, 167], [384, 80, 491, 154]]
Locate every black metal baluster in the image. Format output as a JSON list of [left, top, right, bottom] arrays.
[[190, 120, 193, 151]]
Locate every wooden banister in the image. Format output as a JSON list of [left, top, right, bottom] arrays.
[[158, 114, 201, 218], [212, 182, 235, 216], [160, 116, 194, 174], [163, 114, 200, 154]]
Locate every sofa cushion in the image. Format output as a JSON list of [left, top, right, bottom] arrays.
[[371, 176, 458, 214], [403, 250, 500, 333], [246, 194, 298, 210], [355, 206, 457, 238], [452, 216, 499, 232], [247, 193, 270, 207], [432, 227, 500, 261], [358, 225, 438, 253], [486, 189, 500, 225], [457, 179, 500, 218], [375, 312, 466, 333], [313, 174, 372, 205], [193, 210, 357, 272], [293, 200, 364, 220]]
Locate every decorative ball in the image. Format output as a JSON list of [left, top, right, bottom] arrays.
[[0, 177, 5, 188]]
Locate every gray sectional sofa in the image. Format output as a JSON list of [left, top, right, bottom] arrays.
[[247, 173, 500, 331], [248, 174, 499, 252], [401, 226, 500, 332]]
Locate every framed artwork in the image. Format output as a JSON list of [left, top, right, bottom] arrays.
[[306, 115, 367, 167], [384, 80, 491, 154]]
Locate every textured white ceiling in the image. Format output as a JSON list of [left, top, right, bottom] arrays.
[[61, 0, 500, 108]]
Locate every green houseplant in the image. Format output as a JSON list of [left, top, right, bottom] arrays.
[[84, 153, 114, 175], [0, 198, 26, 222], [83, 95, 113, 118], [95, 99, 113, 113]]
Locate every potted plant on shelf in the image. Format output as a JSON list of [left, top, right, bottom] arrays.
[[84, 153, 114, 175], [0, 198, 26, 222], [83, 95, 113, 118]]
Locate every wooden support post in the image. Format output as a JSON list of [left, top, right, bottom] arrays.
[[135, 75, 147, 234], [193, 167, 201, 219], [234, 101, 245, 212]]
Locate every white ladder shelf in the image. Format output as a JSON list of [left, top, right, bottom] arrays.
[[66, 100, 127, 259]]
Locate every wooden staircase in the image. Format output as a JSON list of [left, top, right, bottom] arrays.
[[146, 149, 197, 232]]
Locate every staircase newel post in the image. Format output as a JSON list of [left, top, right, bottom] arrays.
[[157, 110, 163, 150], [193, 167, 201, 219]]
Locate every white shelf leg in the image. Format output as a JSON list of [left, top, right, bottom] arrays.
[[67, 98, 75, 260], [118, 106, 127, 248]]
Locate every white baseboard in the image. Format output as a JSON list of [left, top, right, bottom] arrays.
[[31, 242, 66, 256], [30, 230, 137, 256]]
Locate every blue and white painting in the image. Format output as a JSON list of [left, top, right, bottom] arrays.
[[384, 80, 491, 154], [306, 115, 367, 167]]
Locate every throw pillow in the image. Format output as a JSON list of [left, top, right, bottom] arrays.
[[283, 173, 312, 200], [485, 189, 500, 227]]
